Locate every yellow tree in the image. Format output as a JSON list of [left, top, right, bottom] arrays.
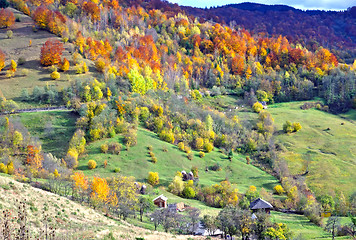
[[72, 171, 89, 202], [26, 145, 43, 169], [109, 176, 139, 220], [91, 177, 110, 208]]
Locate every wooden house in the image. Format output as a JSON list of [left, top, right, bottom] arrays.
[[153, 194, 168, 208], [249, 198, 273, 214]]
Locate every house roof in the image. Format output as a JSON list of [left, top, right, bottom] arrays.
[[249, 198, 273, 210], [153, 194, 168, 202]]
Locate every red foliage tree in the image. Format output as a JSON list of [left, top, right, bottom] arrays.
[[0, 8, 15, 28], [33, 6, 50, 29], [40, 39, 64, 66], [83, 1, 100, 22]]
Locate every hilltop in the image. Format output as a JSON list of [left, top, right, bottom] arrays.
[[182, 2, 356, 63]]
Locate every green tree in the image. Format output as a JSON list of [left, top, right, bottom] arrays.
[[138, 196, 154, 222], [168, 176, 184, 195], [12, 130, 23, 146], [205, 114, 214, 132], [325, 216, 340, 240]]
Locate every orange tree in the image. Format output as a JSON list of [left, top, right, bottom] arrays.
[[40, 39, 64, 66], [0, 8, 15, 28]]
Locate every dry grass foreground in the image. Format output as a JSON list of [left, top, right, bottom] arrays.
[[0, 175, 205, 239]]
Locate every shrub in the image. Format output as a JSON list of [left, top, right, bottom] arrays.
[[0, 163, 7, 174], [274, 185, 285, 195], [283, 121, 293, 133], [191, 166, 198, 178], [292, 122, 302, 132], [7, 162, 14, 175], [203, 142, 214, 153], [151, 157, 157, 163], [103, 160, 107, 168], [21, 69, 29, 76], [252, 102, 263, 113], [162, 146, 168, 152], [108, 142, 121, 154], [10, 60, 17, 72], [6, 30, 13, 39], [17, 57, 26, 65], [147, 172, 159, 186], [184, 145, 191, 153], [114, 168, 120, 173], [158, 129, 175, 144], [100, 144, 108, 153], [183, 186, 196, 198], [140, 107, 150, 121], [60, 58, 70, 72], [187, 152, 193, 160], [88, 160, 96, 169], [178, 142, 185, 151], [199, 151, 205, 158], [147, 145, 153, 151], [50, 71, 60, 80], [211, 163, 222, 171], [246, 156, 250, 164], [194, 137, 204, 150], [124, 129, 137, 147], [95, 58, 106, 72]]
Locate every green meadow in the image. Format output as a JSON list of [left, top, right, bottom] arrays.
[[78, 127, 279, 194]]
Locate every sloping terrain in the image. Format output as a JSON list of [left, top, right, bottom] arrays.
[[0, 175, 204, 239], [0, 8, 95, 101], [267, 102, 356, 197], [78, 127, 279, 194]]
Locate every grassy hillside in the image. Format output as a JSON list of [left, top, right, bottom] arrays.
[[271, 211, 351, 239], [13, 110, 77, 158], [78, 127, 279, 194], [203, 95, 356, 197], [267, 102, 356, 197], [0, 174, 205, 239]]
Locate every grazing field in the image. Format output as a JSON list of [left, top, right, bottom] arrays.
[[271, 211, 351, 239], [0, 8, 95, 101], [13, 110, 77, 158], [78, 127, 279, 194], [267, 102, 356, 197]]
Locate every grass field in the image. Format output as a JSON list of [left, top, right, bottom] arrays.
[[13, 110, 77, 158], [265, 102, 356, 197], [78, 127, 279, 193], [271, 211, 352, 239]]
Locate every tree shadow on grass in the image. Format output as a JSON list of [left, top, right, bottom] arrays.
[[76, 165, 89, 171]]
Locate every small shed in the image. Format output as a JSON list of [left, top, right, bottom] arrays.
[[153, 194, 168, 208], [168, 202, 185, 212], [249, 198, 273, 214]]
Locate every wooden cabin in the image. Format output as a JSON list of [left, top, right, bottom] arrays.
[[249, 198, 273, 214], [153, 194, 168, 208]]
